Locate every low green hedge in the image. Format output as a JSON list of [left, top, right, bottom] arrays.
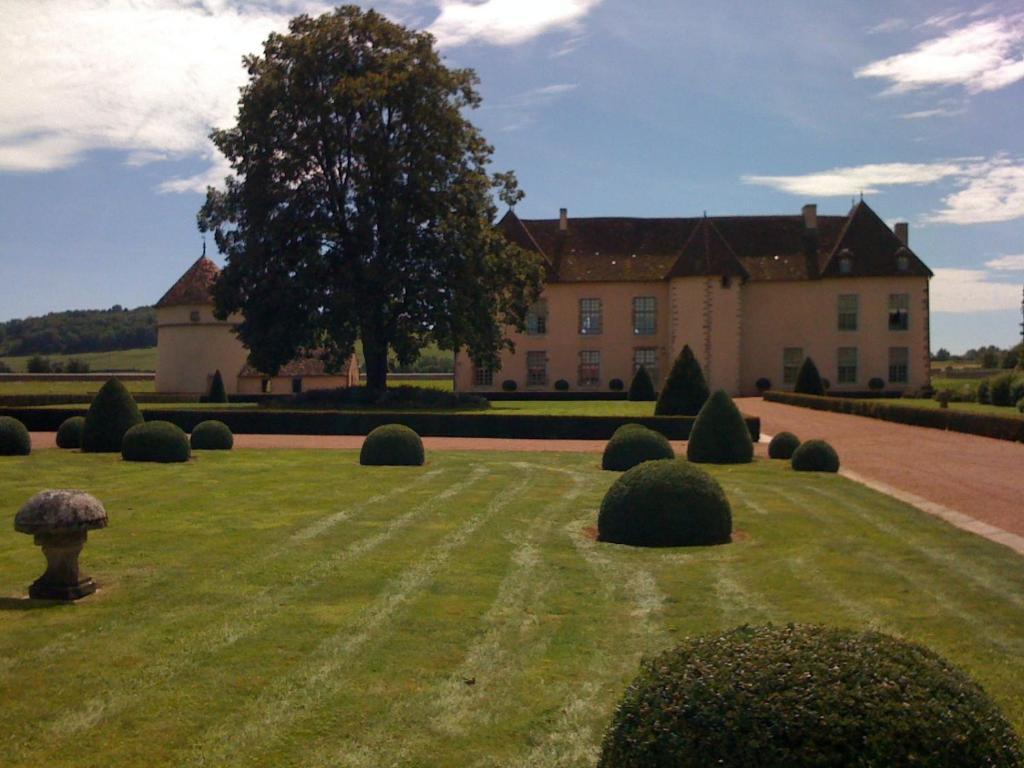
[[0, 407, 761, 442], [764, 391, 1024, 443]]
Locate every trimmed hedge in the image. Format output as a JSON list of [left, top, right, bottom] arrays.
[[627, 365, 656, 401], [598, 624, 1024, 768], [608, 378, 624, 392], [81, 378, 144, 453], [206, 370, 228, 403], [360, 424, 424, 466], [686, 390, 753, 464], [0, 416, 31, 455], [768, 430, 800, 459], [56, 416, 85, 449], [598, 459, 731, 547], [764, 390, 1024, 443], [656, 345, 709, 416], [190, 420, 233, 450], [601, 425, 674, 471], [0, 407, 761, 442], [794, 357, 825, 396], [791, 439, 840, 473], [121, 421, 191, 463]]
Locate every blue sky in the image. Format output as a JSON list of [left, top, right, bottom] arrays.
[[1, 0, 1023, 353]]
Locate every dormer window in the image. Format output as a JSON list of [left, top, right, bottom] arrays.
[[896, 249, 910, 272], [838, 249, 853, 275]]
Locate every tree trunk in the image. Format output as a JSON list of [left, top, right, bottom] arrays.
[[362, 336, 389, 394]]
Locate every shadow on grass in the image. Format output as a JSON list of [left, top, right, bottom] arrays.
[[0, 596, 67, 611]]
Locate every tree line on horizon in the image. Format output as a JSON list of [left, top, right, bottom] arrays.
[[0, 306, 156, 357]]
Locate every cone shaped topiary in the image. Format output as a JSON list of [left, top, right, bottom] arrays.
[[627, 365, 656, 401], [122, 421, 191, 463], [791, 439, 840, 472], [602, 426, 674, 471], [208, 369, 228, 403], [794, 357, 825, 396], [655, 345, 708, 415], [56, 416, 86, 449], [81, 378, 144, 453], [768, 431, 801, 459], [686, 389, 753, 464], [360, 424, 425, 466], [190, 420, 234, 450], [0, 416, 31, 455], [599, 624, 1024, 768]]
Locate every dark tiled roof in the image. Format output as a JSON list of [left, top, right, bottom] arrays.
[[820, 202, 933, 278], [667, 218, 749, 280], [156, 256, 220, 307]]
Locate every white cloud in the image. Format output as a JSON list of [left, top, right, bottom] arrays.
[[931, 268, 1023, 313], [899, 106, 966, 119], [158, 153, 234, 194], [867, 18, 908, 35], [855, 17, 1024, 94], [985, 255, 1024, 271], [427, 0, 602, 47], [925, 156, 1024, 224], [741, 161, 966, 196]]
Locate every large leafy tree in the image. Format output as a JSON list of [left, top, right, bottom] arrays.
[[199, 6, 543, 391]]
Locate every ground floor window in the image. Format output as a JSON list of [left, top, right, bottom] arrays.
[[260, 378, 271, 394], [473, 365, 494, 386], [783, 347, 803, 385], [526, 351, 547, 386], [578, 350, 601, 387], [291, 377, 302, 394], [888, 347, 909, 384], [633, 348, 658, 386], [837, 347, 858, 385]]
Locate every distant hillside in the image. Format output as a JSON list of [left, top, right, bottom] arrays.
[[0, 306, 156, 356]]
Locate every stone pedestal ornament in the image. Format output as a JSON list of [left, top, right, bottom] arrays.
[[14, 490, 108, 601]]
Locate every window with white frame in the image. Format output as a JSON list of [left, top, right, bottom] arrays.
[[579, 298, 602, 335], [633, 348, 658, 386], [888, 293, 909, 331], [837, 347, 858, 384], [578, 350, 601, 386], [526, 301, 547, 335], [783, 347, 803, 385], [838, 294, 858, 331], [473, 365, 494, 386], [632, 296, 656, 335], [526, 351, 547, 386], [888, 347, 909, 383]]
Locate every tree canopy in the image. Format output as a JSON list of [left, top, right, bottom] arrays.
[[200, 6, 543, 391]]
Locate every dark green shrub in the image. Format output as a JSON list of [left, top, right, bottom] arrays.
[[1019, 397, 1024, 413], [360, 424, 425, 466], [190, 420, 233, 450], [608, 378, 624, 391], [64, 358, 90, 373], [655, 346, 708, 415], [598, 459, 731, 547], [755, 377, 771, 392], [868, 376, 885, 390], [121, 421, 191, 463], [989, 373, 1015, 407], [554, 379, 569, 391], [207, 370, 228, 403], [977, 378, 991, 404], [937, 390, 952, 409], [602, 426, 674, 471], [26, 354, 52, 373], [794, 357, 825, 395], [627, 365, 656, 401], [295, 385, 487, 410], [598, 624, 1024, 768], [0, 416, 31, 455], [768, 431, 800, 459], [791, 438, 840, 472], [501, 379, 517, 392], [81, 378, 144, 453], [56, 416, 85, 449], [686, 390, 753, 464], [1008, 376, 1024, 407]]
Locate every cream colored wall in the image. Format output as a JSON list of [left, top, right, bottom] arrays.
[[454, 281, 671, 391], [236, 375, 353, 395], [739, 276, 930, 395], [155, 305, 249, 394]]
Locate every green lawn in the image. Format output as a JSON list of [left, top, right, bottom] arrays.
[[867, 398, 1024, 419], [1, 450, 1022, 767], [0, 379, 156, 395], [0, 347, 157, 373]]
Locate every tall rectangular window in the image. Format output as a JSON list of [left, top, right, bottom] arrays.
[[578, 350, 601, 386], [632, 296, 656, 335], [526, 301, 547, 335], [526, 351, 547, 386], [888, 293, 909, 331], [889, 347, 909, 383], [783, 347, 803, 385], [579, 298, 602, 335], [473, 365, 494, 386], [838, 294, 858, 331], [633, 348, 658, 386], [837, 347, 858, 384]]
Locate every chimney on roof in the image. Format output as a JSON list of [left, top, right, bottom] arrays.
[[894, 222, 908, 245], [559, 208, 568, 232], [802, 204, 817, 230]]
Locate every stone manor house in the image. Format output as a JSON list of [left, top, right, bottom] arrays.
[[454, 201, 932, 396]]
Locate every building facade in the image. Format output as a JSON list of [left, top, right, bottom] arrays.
[[454, 201, 932, 396]]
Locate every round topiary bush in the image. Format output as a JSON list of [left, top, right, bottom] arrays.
[[868, 376, 885, 391], [608, 378, 624, 391], [686, 389, 753, 464], [190, 420, 234, 450], [360, 424, 425, 466], [81, 378, 144, 453], [791, 438, 840, 473], [601, 426, 674, 471], [554, 379, 570, 391], [0, 416, 31, 456], [121, 421, 191, 463], [597, 459, 731, 547], [598, 624, 1024, 768], [56, 416, 86, 449], [768, 431, 801, 459], [501, 379, 517, 392], [755, 376, 771, 392]]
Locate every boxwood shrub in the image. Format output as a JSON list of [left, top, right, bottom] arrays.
[[598, 459, 731, 547], [190, 420, 234, 450], [755, 377, 771, 392], [627, 366, 656, 402], [360, 424, 425, 466], [81, 378, 144, 453], [655, 345, 708, 416], [794, 357, 825, 396], [501, 379, 517, 392], [686, 389, 753, 464], [554, 379, 570, 391], [791, 439, 840, 472], [121, 421, 191, 463], [601, 425, 674, 471], [0, 416, 31, 456], [608, 378, 624, 391], [598, 624, 1024, 768], [56, 416, 85, 449], [767, 430, 800, 459]]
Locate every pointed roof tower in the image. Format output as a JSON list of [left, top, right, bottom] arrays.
[[667, 216, 749, 280], [156, 253, 221, 308], [819, 201, 932, 278]]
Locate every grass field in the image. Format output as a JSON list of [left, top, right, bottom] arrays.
[[1, 450, 1022, 767], [0, 379, 156, 395], [0, 347, 157, 373]]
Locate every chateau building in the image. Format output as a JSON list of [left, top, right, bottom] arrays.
[[454, 201, 932, 396]]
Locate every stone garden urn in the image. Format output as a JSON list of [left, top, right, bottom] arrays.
[[14, 490, 108, 600]]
